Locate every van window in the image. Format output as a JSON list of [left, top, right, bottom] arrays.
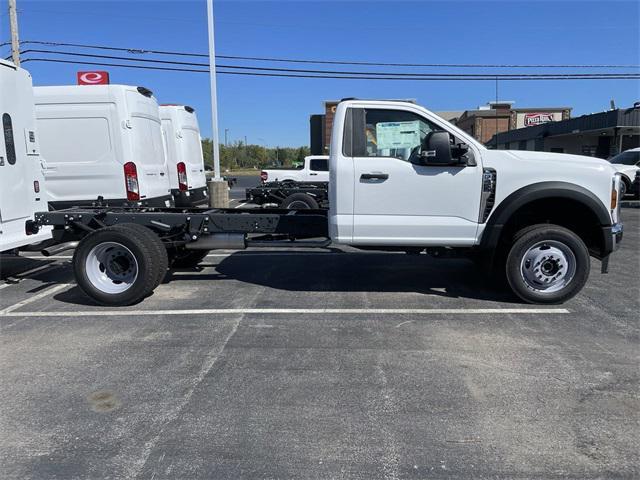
[[38, 117, 112, 164], [3, 113, 17, 165], [362, 109, 441, 161], [309, 158, 328, 171]]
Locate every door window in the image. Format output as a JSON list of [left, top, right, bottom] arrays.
[[363, 109, 441, 161], [309, 158, 328, 171], [3, 113, 16, 165]]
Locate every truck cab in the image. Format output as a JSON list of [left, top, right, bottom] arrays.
[[261, 155, 329, 183], [0, 60, 51, 253], [329, 99, 622, 303]]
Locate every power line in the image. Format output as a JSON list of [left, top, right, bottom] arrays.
[[20, 49, 640, 78], [20, 58, 640, 81], [17, 40, 640, 69]]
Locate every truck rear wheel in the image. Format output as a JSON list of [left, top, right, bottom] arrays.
[[505, 224, 590, 304], [282, 193, 319, 209], [73, 225, 163, 306]]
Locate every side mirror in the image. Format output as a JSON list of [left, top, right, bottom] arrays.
[[420, 131, 453, 165]]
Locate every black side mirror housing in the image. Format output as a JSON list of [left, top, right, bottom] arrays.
[[420, 131, 453, 165]]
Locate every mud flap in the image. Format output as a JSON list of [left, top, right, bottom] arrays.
[[601, 255, 610, 274]]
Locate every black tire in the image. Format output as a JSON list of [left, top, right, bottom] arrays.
[[111, 224, 168, 288], [620, 177, 629, 197], [169, 249, 210, 268], [281, 193, 319, 209], [73, 225, 163, 306], [505, 224, 590, 304]]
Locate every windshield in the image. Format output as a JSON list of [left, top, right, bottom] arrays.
[[609, 151, 640, 166]]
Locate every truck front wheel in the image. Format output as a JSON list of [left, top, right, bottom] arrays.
[[506, 224, 590, 304], [73, 225, 163, 306]]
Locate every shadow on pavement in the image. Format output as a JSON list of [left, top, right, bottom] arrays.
[[210, 251, 517, 303]]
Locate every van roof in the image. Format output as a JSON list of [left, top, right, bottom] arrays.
[[33, 85, 155, 103], [0, 58, 17, 70]]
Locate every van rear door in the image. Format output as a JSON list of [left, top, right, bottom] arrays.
[[0, 64, 41, 223], [178, 109, 206, 189], [177, 107, 207, 190], [126, 89, 171, 202]]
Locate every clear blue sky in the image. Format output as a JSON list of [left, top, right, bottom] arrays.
[[1, 0, 638, 146]]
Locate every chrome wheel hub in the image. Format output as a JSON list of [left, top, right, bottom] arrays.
[[520, 241, 576, 293], [85, 242, 138, 294]]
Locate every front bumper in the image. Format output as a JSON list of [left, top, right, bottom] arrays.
[[600, 222, 623, 273]]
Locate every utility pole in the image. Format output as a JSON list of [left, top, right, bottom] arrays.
[[8, 0, 20, 66], [205, 0, 228, 207], [206, 0, 221, 180]]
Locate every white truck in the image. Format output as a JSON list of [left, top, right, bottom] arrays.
[[0, 59, 52, 253], [160, 104, 208, 207], [34, 84, 174, 210], [25, 94, 623, 306], [608, 147, 640, 198], [260, 155, 329, 183]]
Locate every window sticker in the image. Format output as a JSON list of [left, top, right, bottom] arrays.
[[375, 121, 421, 150]]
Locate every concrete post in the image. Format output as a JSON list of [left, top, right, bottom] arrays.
[[208, 179, 229, 208]]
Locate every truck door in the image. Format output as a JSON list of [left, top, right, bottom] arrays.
[[349, 107, 482, 246]]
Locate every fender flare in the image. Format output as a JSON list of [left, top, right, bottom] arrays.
[[480, 181, 611, 251]]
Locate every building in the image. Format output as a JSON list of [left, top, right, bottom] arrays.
[[451, 102, 571, 144], [488, 105, 640, 158]]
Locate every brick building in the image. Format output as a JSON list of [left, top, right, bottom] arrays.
[[450, 102, 571, 144]]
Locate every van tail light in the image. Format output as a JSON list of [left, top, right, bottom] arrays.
[[260, 171, 268, 183], [177, 162, 188, 191], [33, 180, 40, 193], [123, 162, 140, 201]]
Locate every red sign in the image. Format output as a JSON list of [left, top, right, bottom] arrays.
[[77, 71, 110, 85], [524, 112, 554, 127]]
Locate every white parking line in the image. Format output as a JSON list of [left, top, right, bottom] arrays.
[[0, 307, 570, 317], [234, 202, 248, 209], [0, 284, 70, 315]]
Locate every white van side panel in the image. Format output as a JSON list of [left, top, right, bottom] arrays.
[[36, 103, 125, 202]]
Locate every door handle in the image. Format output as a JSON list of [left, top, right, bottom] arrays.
[[310, 172, 318, 176], [160, 172, 165, 176], [360, 173, 389, 180]]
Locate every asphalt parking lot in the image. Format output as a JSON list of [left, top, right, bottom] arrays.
[[1, 206, 638, 479]]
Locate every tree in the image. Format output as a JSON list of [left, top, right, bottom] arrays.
[[201, 139, 310, 171]]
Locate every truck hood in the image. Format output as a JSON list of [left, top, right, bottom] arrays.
[[482, 150, 617, 224]]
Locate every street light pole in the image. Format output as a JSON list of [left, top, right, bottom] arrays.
[[8, 0, 20, 66], [206, 0, 221, 180]]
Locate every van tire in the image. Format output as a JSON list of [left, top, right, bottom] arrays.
[[110, 224, 168, 288], [282, 193, 319, 209], [170, 249, 210, 268], [73, 225, 162, 306], [505, 224, 590, 304]]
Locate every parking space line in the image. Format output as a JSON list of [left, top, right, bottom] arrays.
[[0, 284, 70, 315], [1, 307, 570, 317], [234, 202, 248, 209]]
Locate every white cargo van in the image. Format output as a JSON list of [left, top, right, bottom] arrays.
[[34, 85, 173, 209], [0, 60, 51, 253], [160, 105, 208, 206]]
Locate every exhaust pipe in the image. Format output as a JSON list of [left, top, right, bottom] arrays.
[[41, 241, 79, 257]]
